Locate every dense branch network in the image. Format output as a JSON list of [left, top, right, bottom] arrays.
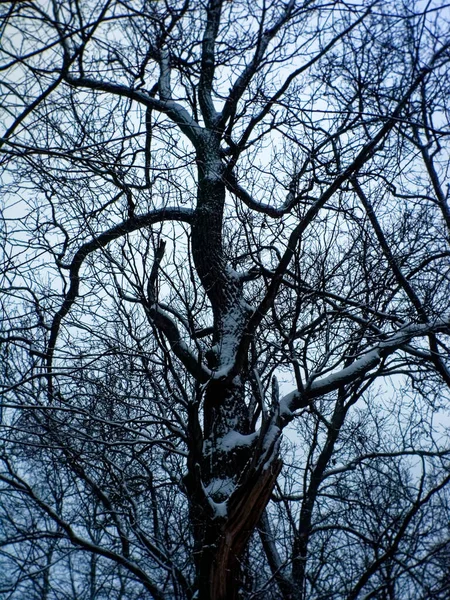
[[1, 1, 450, 599]]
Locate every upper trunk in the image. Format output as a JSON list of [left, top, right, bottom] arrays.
[[191, 133, 229, 323]]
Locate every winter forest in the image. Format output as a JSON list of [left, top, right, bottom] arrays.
[[1, 0, 450, 598]]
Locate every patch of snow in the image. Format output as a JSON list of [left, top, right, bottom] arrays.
[[202, 478, 232, 519], [218, 430, 258, 451], [225, 265, 240, 280], [211, 499, 228, 518], [262, 423, 280, 452], [214, 297, 253, 377], [212, 363, 234, 379], [204, 477, 235, 497], [279, 394, 294, 417], [260, 430, 282, 472]]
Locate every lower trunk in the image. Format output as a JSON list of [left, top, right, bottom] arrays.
[[196, 459, 282, 600]]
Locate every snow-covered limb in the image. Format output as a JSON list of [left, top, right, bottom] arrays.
[[281, 318, 450, 413], [65, 75, 205, 147], [145, 304, 211, 383], [213, 296, 253, 378]]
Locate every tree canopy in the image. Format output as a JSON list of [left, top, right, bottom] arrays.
[[1, 1, 450, 598]]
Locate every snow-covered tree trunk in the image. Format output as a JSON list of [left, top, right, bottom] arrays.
[[188, 135, 283, 596], [194, 459, 282, 600]]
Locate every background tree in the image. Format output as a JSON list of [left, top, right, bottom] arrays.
[[1, 0, 450, 598]]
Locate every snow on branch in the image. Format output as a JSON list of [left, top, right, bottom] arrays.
[[65, 75, 205, 147], [281, 318, 450, 414], [217, 430, 258, 452]]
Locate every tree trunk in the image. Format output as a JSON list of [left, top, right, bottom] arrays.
[[190, 139, 281, 598], [196, 459, 282, 600]]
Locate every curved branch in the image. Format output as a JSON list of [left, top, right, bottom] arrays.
[[143, 303, 210, 383], [65, 75, 204, 148], [225, 170, 314, 218], [0, 471, 166, 600], [46, 207, 194, 390], [281, 317, 450, 413]]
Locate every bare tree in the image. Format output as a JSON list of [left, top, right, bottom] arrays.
[[1, 1, 450, 598]]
